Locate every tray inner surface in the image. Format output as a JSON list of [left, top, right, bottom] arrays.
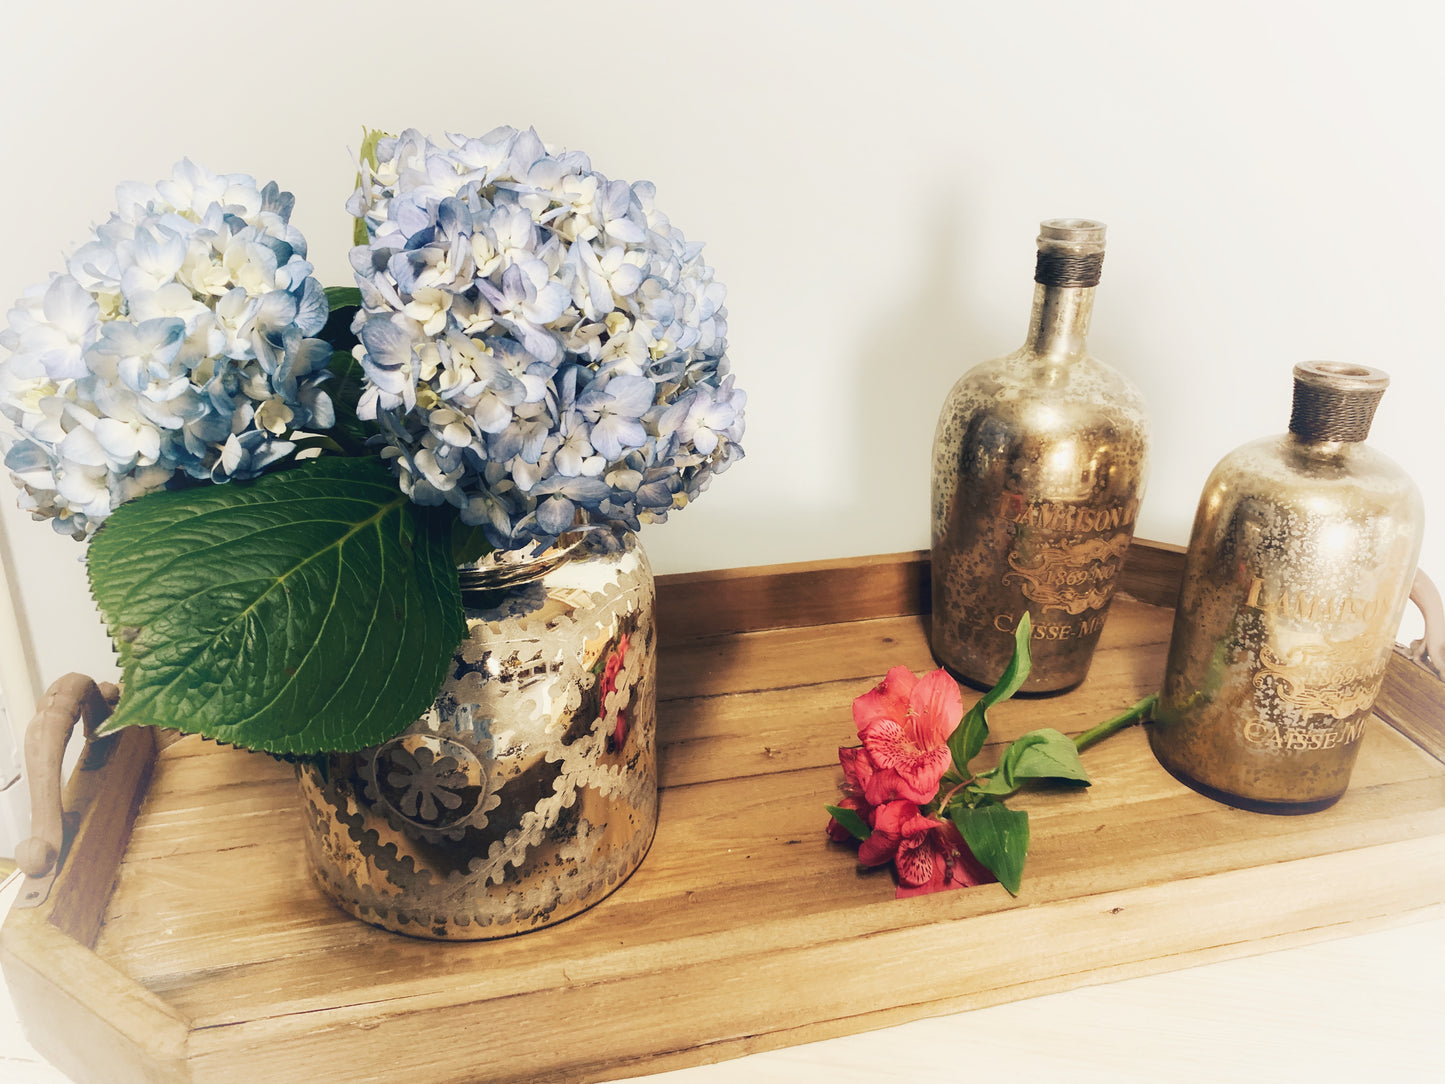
[[6, 543, 1444, 1084]]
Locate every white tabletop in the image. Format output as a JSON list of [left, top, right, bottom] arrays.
[[3, 870, 1441, 1083]]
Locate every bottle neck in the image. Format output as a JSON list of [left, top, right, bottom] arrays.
[[1285, 431, 1353, 464], [1024, 282, 1095, 361]]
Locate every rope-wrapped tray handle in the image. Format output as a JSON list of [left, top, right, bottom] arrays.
[[14, 674, 119, 880], [1409, 568, 1443, 680]]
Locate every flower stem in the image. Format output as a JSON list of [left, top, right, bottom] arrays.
[[1073, 693, 1157, 753], [937, 777, 978, 810]]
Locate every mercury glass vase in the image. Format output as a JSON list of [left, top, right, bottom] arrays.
[[1151, 363, 1424, 813], [930, 219, 1149, 693], [295, 532, 657, 940]]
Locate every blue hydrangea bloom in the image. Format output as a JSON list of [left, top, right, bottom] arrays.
[[0, 160, 332, 538], [348, 127, 746, 552]]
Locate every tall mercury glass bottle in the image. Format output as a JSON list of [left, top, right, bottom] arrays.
[[930, 219, 1149, 693], [1151, 362, 1424, 814]]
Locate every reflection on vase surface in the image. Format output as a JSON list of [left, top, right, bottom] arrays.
[[296, 532, 657, 940]]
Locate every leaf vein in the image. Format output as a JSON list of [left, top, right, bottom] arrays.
[[113, 497, 409, 745]]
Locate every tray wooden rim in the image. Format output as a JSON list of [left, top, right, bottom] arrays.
[[4, 538, 1443, 1084]]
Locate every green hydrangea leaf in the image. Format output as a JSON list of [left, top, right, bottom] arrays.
[[315, 289, 370, 453], [953, 801, 1030, 896], [450, 519, 494, 566], [88, 457, 465, 755], [324, 286, 362, 312]]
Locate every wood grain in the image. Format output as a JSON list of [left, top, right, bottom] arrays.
[[43, 726, 157, 947], [1115, 537, 1187, 608], [652, 537, 1187, 638], [3, 545, 1443, 1084], [1374, 646, 1445, 762], [656, 551, 930, 638], [0, 916, 189, 1084], [0, 724, 182, 1084]]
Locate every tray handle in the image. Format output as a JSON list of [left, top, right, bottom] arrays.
[[14, 674, 120, 883], [1408, 568, 1443, 680]]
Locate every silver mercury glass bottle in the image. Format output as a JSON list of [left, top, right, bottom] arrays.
[[1151, 362, 1424, 813], [930, 219, 1149, 693]]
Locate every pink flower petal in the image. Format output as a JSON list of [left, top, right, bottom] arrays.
[[894, 823, 997, 898], [860, 718, 908, 770], [838, 745, 875, 794], [860, 720, 952, 805], [865, 810, 949, 888], [852, 665, 918, 735], [857, 800, 913, 866], [895, 831, 941, 887], [862, 765, 908, 806], [908, 668, 963, 748], [863, 761, 948, 807]]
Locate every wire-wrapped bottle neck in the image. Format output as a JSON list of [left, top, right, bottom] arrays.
[[1288, 362, 1389, 444], [1035, 218, 1106, 286], [1035, 250, 1104, 288]]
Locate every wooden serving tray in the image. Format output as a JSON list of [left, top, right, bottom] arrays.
[[5, 542, 1445, 1084]]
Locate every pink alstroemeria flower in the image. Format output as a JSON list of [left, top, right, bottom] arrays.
[[894, 822, 996, 898], [859, 803, 995, 894], [856, 800, 953, 885], [857, 800, 931, 868], [853, 665, 962, 806]]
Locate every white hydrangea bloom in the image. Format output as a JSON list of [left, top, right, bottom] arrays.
[[0, 160, 332, 538]]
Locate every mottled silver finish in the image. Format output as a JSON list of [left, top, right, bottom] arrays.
[[1152, 363, 1424, 813], [296, 533, 657, 939], [931, 219, 1149, 692]]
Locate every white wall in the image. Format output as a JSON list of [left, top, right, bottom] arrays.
[[1, 0, 1441, 708]]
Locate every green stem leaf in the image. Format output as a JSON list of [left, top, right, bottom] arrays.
[[948, 612, 1033, 771], [952, 802, 1030, 896], [825, 805, 872, 842], [975, 727, 1090, 800]]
